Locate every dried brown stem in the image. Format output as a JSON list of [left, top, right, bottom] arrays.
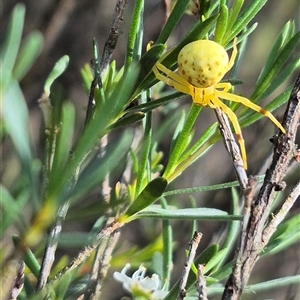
[[215, 108, 249, 191], [196, 264, 208, 300], [222, 73, 300, 300], [100, 0, 128, 76], [8, 261, 25, 300], [83, 220, 121, 300], [35, 220, 122, 299], [177, 231, 203, 300], [262, 178, 300, 245]]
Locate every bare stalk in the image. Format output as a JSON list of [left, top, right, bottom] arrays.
[[177, 231, 203, 300], [221, 73, 300, 299]]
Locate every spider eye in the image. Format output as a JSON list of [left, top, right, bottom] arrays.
[[178, 40, 229, 88]]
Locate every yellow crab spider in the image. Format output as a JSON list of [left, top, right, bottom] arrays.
[[152, 38, 286, 169]]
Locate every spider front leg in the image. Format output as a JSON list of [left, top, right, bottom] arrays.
[[216, 90, 286, 133], [210, 94, 248, 169], [227, 38, 238, 72], [152, 62, 192, 95]]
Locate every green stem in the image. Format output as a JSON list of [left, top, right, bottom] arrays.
[[163, 104, 202, 180], [135, 91, 152, 197], [160, 197, 172, 290]]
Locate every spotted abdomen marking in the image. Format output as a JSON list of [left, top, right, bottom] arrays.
[[178, 40, 229, 88]]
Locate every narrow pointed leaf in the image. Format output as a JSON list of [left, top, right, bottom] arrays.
[[135, 205, 241, 221], [124, 178, 168, 220], [44, 55, 70, 96]]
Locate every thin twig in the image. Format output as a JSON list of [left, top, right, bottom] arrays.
[[239, 176, 257, 255], [177, 231, 203, 300], [262, 179, 300, 245], [100, 0, 128, 76], [8, 261, 25, 300], [222, 73, 300, 300], [34, 220, 123, 298], [83, 220, 121, 300], [37, 88, 75, 290], [196, 264, 208, 300], [36, 202, 70, 290], [215, 108, 249, 191]]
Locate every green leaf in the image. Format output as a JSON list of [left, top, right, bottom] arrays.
[[2, 79, 33, 182], [209, 260, 233, 281], [44, 55, 70, 96], [223, 0, 268, 44], [169, 110, 187, 154], [255, 57, 300, 102], [128, 92, 185, 114], [215, 4, 229, 44], [163, 104, 202, 179], [124, 178, 168, 220], [12, 235, 41, 278], [112, 236, 163, 268], [135, 205, 241, 221], [163, 178, 253, 197], [196, 244, 219, 266], [108, 112, 145, 130], [204, 248, 229, 274], [125, 0, 144, 69], [80, 63, 93, 94], [251, 30, 300, 102], [205, 188, 242, 274], [132, 43, 166, 97], [245, 275, 300, 293], [1, 3, 25, 75], [177, 122, 219, 165], [49, 102, 75, 184], [13, 31, 43, 81], [226, 0, 244, 35], [200, 0, 211, 18], [135, 93, 153, 197], [0, 186, 28, 233], [262, 214, 300, 257], [255, 21, 295, 88], [216, 188, 241, 263], [73, 64, 139, 165], [55, 273, 72, 300], [160, 197, 172, 290], [65, 130, 134, 203], [49, 64, 139, 199]]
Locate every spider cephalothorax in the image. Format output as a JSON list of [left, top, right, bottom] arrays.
[[152, 38, 285, 169]]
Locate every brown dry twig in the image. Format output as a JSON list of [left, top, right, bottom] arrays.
[[82, 219, 121, 300], [178, 231, 203, 300], [215, 108, 249, 191], [100, 0, 128, 76], [196, 264, 208, 300], [222, 73, 300, 300], [33, 220, 123, 299]]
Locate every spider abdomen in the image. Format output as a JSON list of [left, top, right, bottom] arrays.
[[178, 40, 229, 88]]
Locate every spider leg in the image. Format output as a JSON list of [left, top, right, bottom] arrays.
[[209, 94, 247, 169], [227, 38, 238, 72], [217, 91, 286, 133], [215, 82, 232, 93], [153, 63, 191, 95]]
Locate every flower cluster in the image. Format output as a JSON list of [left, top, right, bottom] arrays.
[[113, 264, 168, 299]]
